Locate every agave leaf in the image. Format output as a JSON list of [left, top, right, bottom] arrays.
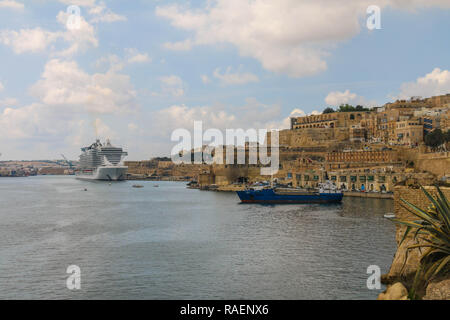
[[435, 186, 450, 230], [421, 237, 447, 248], [435, 185, 450, 210], [424, 255, 450, 281], [413, 227, 426, 243], [436, 197, 450, 227], [391, 219, 428, 230], [395, 186, 450, 298], [400, 199, 440, 228], [407, 243, 448, 251], [400, 245, 411, 276], [394, 218, 450, 244], [423, 259, 440, 281], [422, 226, 450, 244], [399, 226, 412, 247], [421, 186, 445, 221]]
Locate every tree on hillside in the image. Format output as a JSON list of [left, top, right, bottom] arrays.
[[336, 104, 371, 112], [424, 129, 445, 149], [338, 104, 355, 112], [323, 107, 335, 114]]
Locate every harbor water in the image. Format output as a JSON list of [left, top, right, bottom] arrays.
[[0, 176, 396, 299]]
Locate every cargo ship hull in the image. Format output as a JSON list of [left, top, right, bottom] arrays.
[[237, 189, 343, 204]]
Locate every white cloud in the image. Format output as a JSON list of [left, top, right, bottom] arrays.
[[325, 90, 358, 106], [201, 74, 211, 84], [389, 0, 450, 9], [160, 75, 183, 87], [128, 122, 138, 132], [95, 49, 150, 73], [0, 11, 98, 56], [150, 100, 324, 155], [0, 28, 60, 54], [0, 0, 24, 10], [154, 75, 185, 97], [95, 54, 124, 72], [125, 48, 151, 64], [55, 11, 98, 57], [325, 90, 375, 107], [127, 122, 144, 136], [64, 117, 116, 148], [30, 59, 137, 115], [154, 98, 294, 138], [213, 67, 259, 85], [0, 58, 137, 146], [157, 1, 450, 78], [156, 1, 370, 77], [398, 68, 450, 99], [57, 0, 126, 23], [88, 1, 127, 23], [277, 108, 322, 129], [0, 103, 67, 139], [162, 39, 193, 51], [93, 118, 115, 139], [0, 97, 18, 108], [57, 0, 97, 7]]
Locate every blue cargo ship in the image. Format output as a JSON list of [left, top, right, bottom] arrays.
[[236, 181, 343, 204]]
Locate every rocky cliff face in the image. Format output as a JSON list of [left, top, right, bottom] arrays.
[[379, 186, 450, 300]]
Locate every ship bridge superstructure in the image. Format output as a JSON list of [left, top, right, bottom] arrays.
[[78, 139, 128, 170]]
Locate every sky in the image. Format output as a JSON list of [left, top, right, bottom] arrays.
[[0, 0, 449, 160]]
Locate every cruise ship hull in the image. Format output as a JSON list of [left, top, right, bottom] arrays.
[[237, 189, 343, 204], [76, 166, 128, 181]]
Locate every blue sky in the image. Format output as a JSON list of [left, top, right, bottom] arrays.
[[0, 0, 449, 160]]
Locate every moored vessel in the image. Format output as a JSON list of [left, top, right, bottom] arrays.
[[76, 139, 128, 181], [236, 181, 343, 204]]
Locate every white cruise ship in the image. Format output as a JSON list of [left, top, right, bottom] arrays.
[[76, 139, 128, 181]]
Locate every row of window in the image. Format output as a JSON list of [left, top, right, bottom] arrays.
[[290, 174, 393, 183]]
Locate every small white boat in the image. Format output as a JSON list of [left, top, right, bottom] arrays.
[[384, 213, 396, 219]]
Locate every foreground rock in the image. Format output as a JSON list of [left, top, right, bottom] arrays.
[[378, 283, 409, 300], [422, 280, 450, 300]]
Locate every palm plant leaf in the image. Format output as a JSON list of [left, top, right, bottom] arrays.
[[392, 186, 450, 298]]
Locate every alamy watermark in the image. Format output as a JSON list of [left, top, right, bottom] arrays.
[[366, 265, 381, 290], [170, 121, 280, 175], [66, 5, 81, 31], [367, 5, 381, 30], [66, 265, 81, 290]]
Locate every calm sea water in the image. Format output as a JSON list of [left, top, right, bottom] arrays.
[[0, 176, 396, 300]]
